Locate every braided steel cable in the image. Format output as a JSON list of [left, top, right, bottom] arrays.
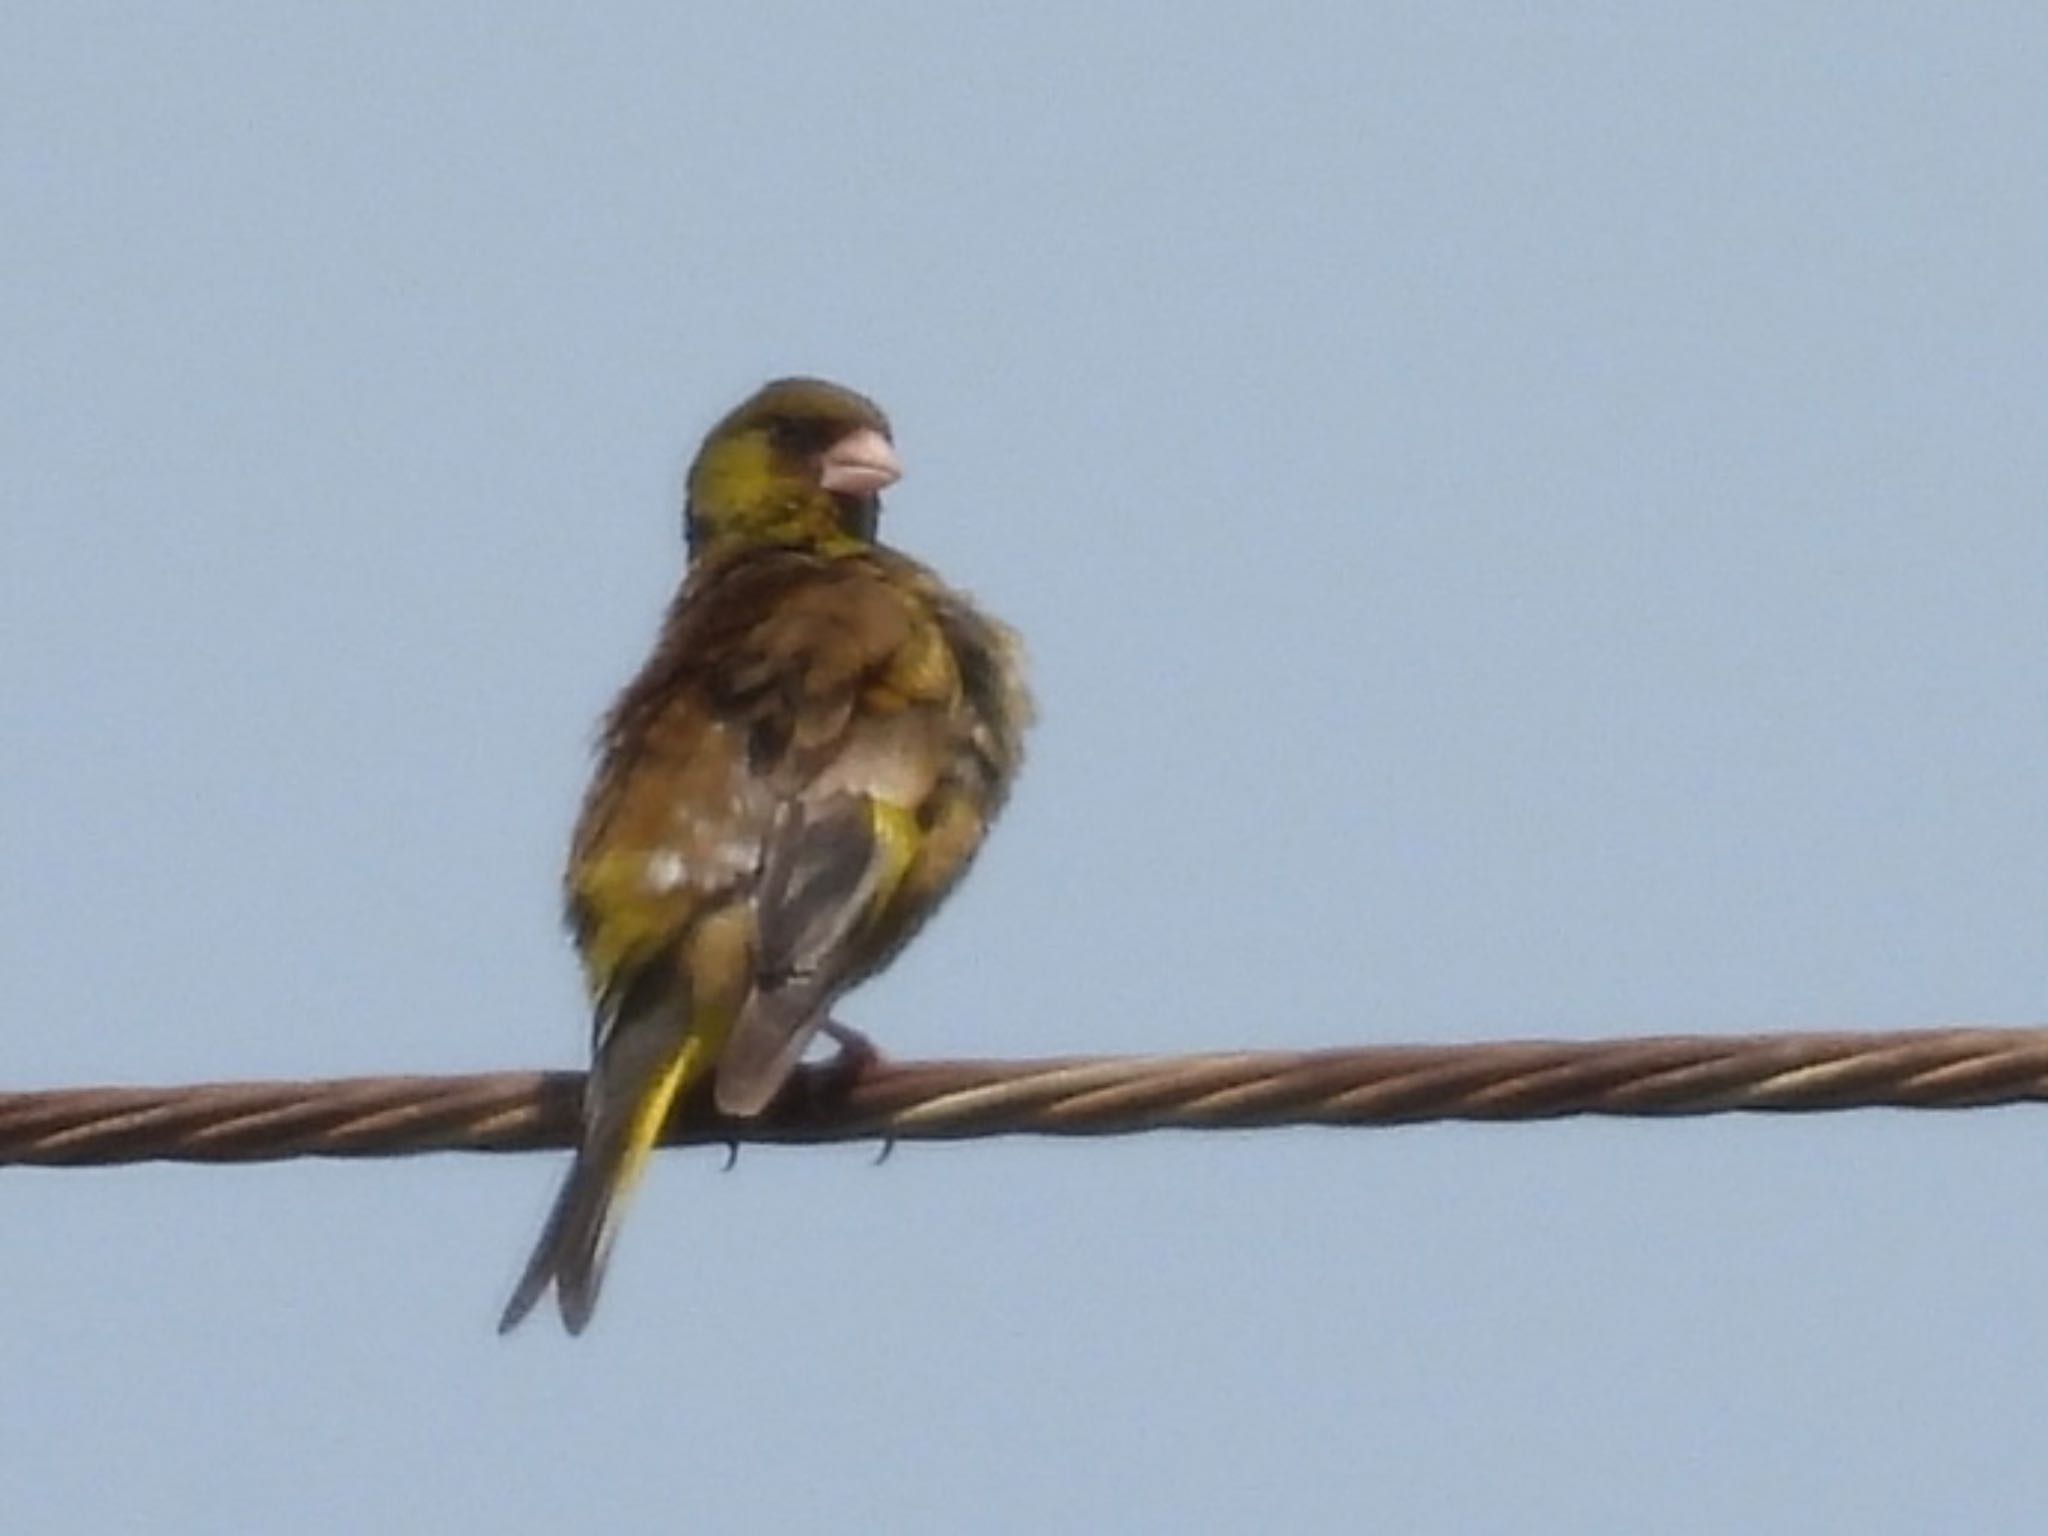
[[3, 1026, 2045, 1168]]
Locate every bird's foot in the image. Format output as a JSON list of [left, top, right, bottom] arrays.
[[791, 1019, 893, 1163], [816, 1020, 898, 1163]]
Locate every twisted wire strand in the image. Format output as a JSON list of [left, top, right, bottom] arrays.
[[3, 1026, 2045, 1168]]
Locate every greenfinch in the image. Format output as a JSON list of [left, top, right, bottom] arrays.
[[499, 378, 1032, 1334]]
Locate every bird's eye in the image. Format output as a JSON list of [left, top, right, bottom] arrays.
[[767, 416, 836, 456]]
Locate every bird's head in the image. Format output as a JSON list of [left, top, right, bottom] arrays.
[[684, 377, 901, 557]]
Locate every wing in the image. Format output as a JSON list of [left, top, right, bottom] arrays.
[[713, 794, 922, 1115]]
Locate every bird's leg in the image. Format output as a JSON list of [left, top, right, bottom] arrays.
[[815, 1024, 880, 1097], [815, 1019, 897, 1164], [790, 1018, 894, 1161]]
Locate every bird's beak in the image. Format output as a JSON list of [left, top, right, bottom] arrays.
[[818, 427, 903, 496]]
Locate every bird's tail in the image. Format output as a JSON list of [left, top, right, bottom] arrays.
[[498, 1026, 712, 1336]]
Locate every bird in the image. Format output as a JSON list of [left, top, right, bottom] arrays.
[[499, 377, 1032, 1335]]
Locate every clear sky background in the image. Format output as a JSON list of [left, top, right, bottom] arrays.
[[3, 5, 2044, 1532]]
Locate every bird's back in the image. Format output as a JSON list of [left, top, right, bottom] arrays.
[[566, 543, 1030, 1018]]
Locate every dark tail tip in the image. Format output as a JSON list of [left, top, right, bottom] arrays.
[[497, 1250, 556, 1336], [557, 1279, 598, 1336], [498, 1146, 617, 1338]]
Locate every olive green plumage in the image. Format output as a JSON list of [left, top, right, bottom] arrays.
[[499, 378, 1031, 1334]]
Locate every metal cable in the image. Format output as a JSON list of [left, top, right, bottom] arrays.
[[3, 1026, 2044, 1168]]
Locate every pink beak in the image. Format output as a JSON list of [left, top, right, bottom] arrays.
[[818, 427, 903, 496]]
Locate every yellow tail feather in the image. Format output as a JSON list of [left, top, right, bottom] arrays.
[[610, 1033, 707, 1211]]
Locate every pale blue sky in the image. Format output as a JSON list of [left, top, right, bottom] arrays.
[[3, 5, 2045, 1532]]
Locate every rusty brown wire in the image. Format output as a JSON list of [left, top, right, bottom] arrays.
[[3, 1026, 2045, 1168]]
